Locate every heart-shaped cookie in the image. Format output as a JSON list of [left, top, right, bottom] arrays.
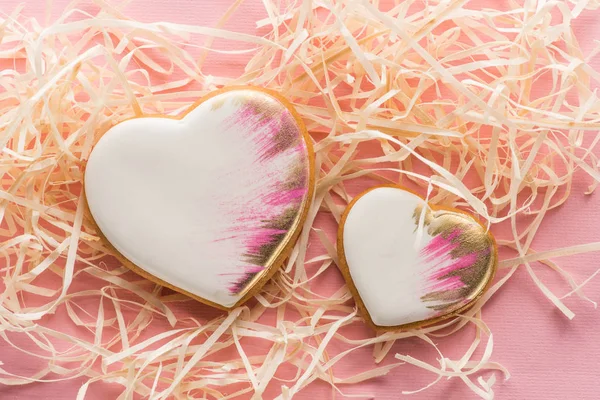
[[85, 86, 314, 310], [337, 185, 497, 330]]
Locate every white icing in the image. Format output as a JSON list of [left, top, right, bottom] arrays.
[[342, 187, 435, 326], [85, 90, 309, 308]]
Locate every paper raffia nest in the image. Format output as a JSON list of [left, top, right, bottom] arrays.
[[1, 0, 600, 399]]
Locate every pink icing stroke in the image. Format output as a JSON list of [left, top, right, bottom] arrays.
[[225, 103, 305, 161], [217, 100, 309, 295], [265, 188, 306, 206], [420, 228, 477, 292], [246, 228, 288, 254], [226, 228, 287, 294]]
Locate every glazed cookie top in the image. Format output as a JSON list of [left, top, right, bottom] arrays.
[[338, 185, 496, 330], [85, 88, 313, 309]]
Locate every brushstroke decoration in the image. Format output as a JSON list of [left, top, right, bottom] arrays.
[[84, 86, 314, 309], [337, 185, 497, 330]]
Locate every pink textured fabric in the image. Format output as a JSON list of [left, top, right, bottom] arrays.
[[1, 1, 600, 399]]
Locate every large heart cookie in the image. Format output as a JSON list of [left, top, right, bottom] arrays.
[[85, 87, 314, 310], [337, 185, 497, 330]]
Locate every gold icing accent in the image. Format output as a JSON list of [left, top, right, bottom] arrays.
[[212, 90, 310, 296], [414, 204, 495, 309], [212, 90, 302, 159], [283, 163, 308, 191]]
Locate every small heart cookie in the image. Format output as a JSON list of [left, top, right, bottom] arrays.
[[85, 86, 314, 310], [337, 185, 497, 330]]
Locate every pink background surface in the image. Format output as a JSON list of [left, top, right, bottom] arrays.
[[1, 1, 600, 399]]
